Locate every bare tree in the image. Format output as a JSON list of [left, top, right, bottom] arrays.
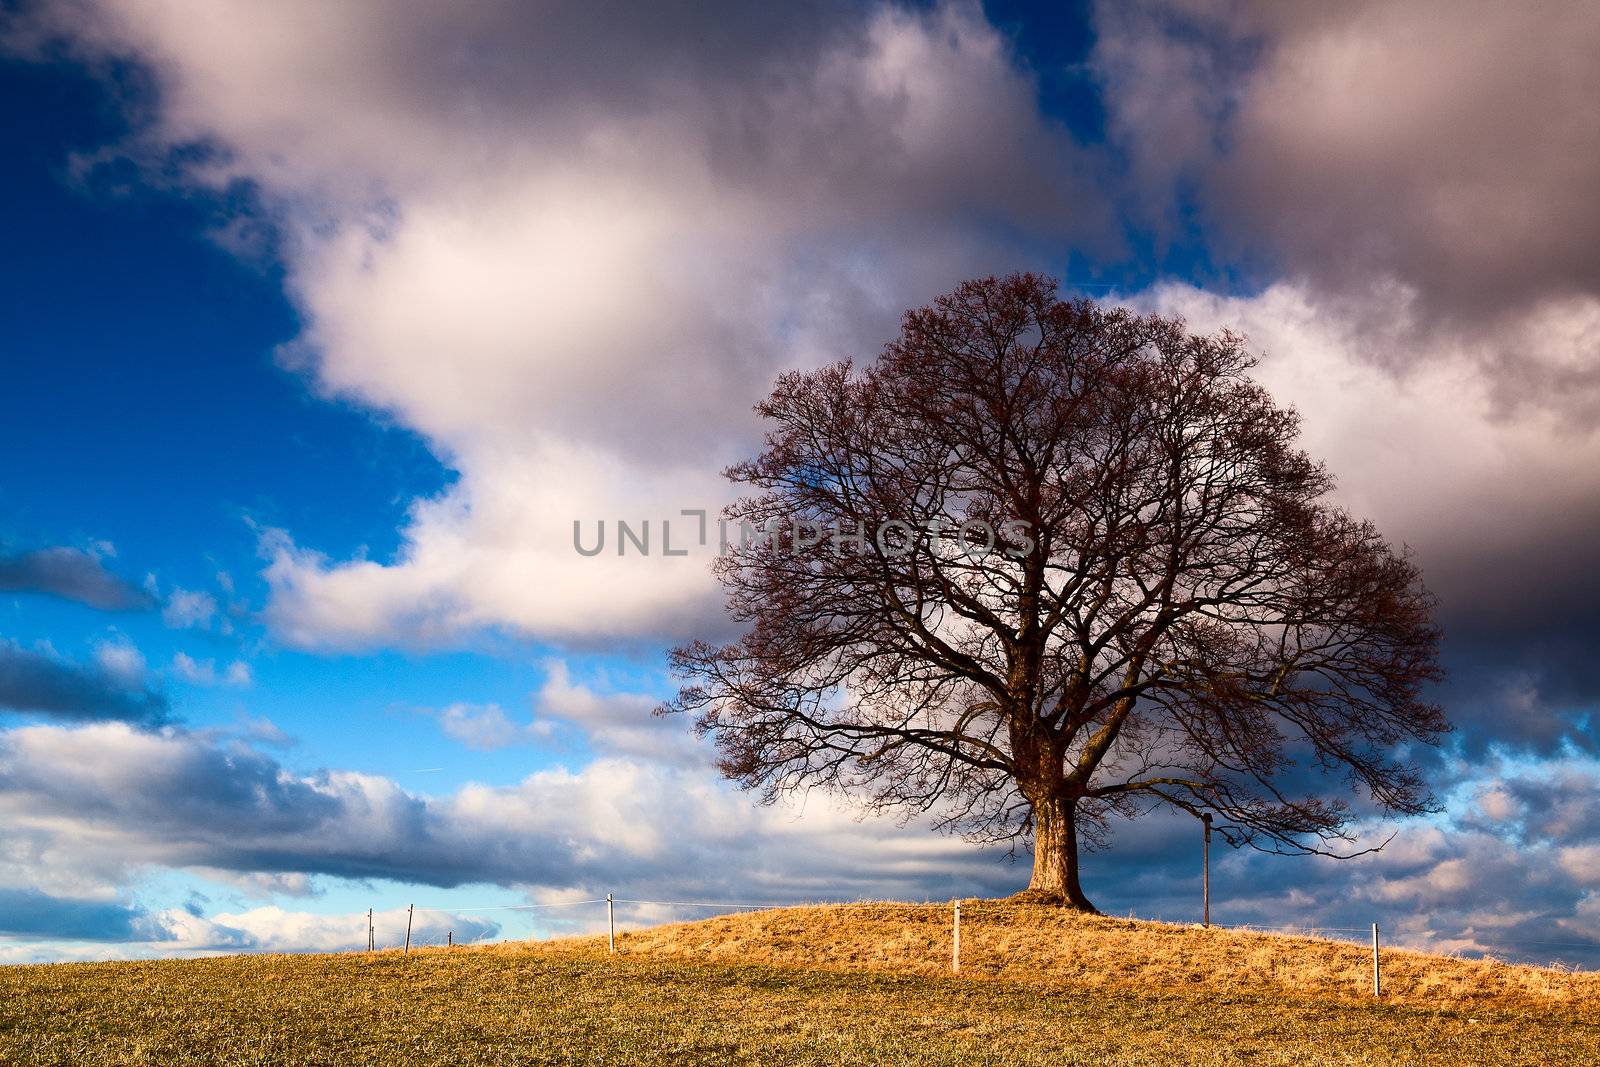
[[664, 274, 1445, 911]]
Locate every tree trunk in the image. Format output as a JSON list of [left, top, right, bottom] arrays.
[[1027, 793, 1097, 912]]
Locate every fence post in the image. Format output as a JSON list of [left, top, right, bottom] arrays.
[[404, 904, 414, 955], [1371, 922, 1381, 997], [952, 901, 961, 973], [1202, 813, 1212, 928], [366, 908, 374, 952], [448, 930, 453, 948], [607, 893, 616, 955]]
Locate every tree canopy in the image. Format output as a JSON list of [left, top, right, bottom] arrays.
[[664, 273, 1446, 911]]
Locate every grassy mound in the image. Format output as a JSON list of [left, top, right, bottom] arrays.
[[576, 901, 1599, 1004], [1, 902, 1595, 1066]]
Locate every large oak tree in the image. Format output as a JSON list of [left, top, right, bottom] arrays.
[[665, 274, 1445, 911]]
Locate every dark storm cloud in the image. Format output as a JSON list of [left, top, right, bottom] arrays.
[[0, 640, 169, 725], [0, 547, 153, 611], [1407, 489, 1600, 759], [1092, 0, 1600, 327], [1110, 0, 1600, 760]]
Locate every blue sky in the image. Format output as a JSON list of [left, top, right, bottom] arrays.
[[4, 0, 1600, 965]]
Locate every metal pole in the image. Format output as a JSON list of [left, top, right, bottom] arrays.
[[1372, 922, 1381, 997], [1202, 813, 1212, 928], [607, 893, 615, 955], [952, 902, 962, 973], [367, 908, 374, 952], [404, 904, 414, 955]]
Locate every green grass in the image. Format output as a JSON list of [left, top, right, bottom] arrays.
[[2, 943, 1595, 1066]]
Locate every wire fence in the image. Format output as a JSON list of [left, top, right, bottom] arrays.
[[1205, 921, 1600, 957], [385, 896, 955, 951], [356, 892, 1600, 987]]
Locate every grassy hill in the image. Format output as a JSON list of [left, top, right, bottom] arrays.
[[2, 901, 1596, 1065]]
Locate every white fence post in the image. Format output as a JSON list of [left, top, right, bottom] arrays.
[[608, 893, 616, 955], [1371, 922, 1381, 997], [952, 901, 961, 973]]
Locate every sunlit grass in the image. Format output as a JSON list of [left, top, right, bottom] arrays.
[[590, 901, 1600, 1004], [2, 902, 1594, 1065]]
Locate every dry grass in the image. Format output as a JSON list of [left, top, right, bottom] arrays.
[[1, 901, 1595, 1065], [584, 901, 1600, 1006]]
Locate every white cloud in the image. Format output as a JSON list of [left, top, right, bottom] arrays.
[[13, 0, 1108, 649], [1133, 281, 1600, 644], [171, 652, 251, 688], [1474, 786, 1519, 824], [1092, 0, 1600, 416], [4, 720, 1600, 963], [161, 588, 217, 631], [0, 720, 1018, 911], [532, 659, 699, 765], [1559, 846, 1600, 887], [424, 662, 704, 758], [151, 904, 498, 954], [0, 904, 499, 962], [435, 703, 531, 752], [93, 641, 146, 686], [190, 870, 317, 900], [170, 652, 209, 684], [228, 713, 293, 748]]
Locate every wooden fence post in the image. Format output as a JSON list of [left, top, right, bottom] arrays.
[[607, 893, 616, 955], [448, 930, 453, 948], [1202, 813, 1212, 928], [404, 904, 414, 955], [952, 901, 961, 973], [1372, 922, 1381, 997], [366, 908, 374, 952]]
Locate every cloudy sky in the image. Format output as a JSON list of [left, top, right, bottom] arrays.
[[2, 0, 1599, 965]]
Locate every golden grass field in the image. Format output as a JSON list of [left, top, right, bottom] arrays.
[[2, 901, 1596, 1065]]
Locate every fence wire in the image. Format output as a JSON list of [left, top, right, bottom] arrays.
[[361, 894, 1600, 970]]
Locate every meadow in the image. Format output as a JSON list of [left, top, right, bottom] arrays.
[[1, 902, 1594, 1065]]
